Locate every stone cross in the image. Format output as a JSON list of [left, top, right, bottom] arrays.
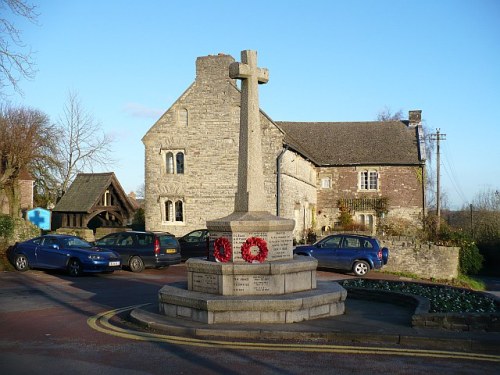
[[229, 50, 269, 212]]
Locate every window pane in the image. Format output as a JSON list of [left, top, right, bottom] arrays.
[[166, 201, 173, 221], [175, 201, 183, 222], [166, 153, 174, 174], [360, 171, 368, 190], [369, 172, 378, 190], [176, 152, 184, 174]]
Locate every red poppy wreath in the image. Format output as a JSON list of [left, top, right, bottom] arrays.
[[214, 237, 232, 262], [241, 237, 268, 263]]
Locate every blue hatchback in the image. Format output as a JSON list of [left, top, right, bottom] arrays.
[[293, 234, 389, 276], [11, 234, 122, 276]]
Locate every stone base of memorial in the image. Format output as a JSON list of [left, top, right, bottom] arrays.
[[158, 280, 346, 324], [157, 211, 347, 324]]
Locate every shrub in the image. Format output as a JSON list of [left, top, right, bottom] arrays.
[[438, 227, 483, 275], [459, 240, 483, 275], [0, 214, 15, 239]]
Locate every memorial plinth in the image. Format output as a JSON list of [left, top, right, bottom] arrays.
[[158, 50, 346, 324]]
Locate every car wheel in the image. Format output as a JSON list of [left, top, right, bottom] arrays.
[[353, 261, 369, 276], [68, 259, 83, 277], [129, 256, 144, 273], [14, 254, 29, 272]]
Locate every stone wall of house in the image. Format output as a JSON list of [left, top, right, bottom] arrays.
[[316, 165, 424, 232], [143, 54, 313, 238], [380, 237, 459, 280], [279, 150, 317, 240]]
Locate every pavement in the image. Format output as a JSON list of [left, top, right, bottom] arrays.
[[129, 272, 500, 354]]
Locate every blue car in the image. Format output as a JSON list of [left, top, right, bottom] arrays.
[[293, 234, 389, 276], [11, 234, 122, 276]]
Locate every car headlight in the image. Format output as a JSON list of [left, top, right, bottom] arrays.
[[88, 254, 104, 260]]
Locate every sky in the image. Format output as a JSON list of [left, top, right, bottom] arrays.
[[4, 0, 500, 209]]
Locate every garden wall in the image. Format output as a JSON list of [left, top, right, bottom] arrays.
[[380, 237, 459, 280]]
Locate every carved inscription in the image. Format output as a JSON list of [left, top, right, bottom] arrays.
[[266, 231, 293, 260], [233, 275, 271, 294], [192, 273, 219, 294]]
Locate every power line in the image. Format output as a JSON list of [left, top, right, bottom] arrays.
[[441, 142, 468, 206], [429, 129, 446, 229]]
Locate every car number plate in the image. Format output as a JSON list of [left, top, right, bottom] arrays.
[[166, 249, 176, 254], [109, 261, 120, 266]]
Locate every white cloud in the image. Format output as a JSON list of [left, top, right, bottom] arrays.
[[123, 102, 163, 119]]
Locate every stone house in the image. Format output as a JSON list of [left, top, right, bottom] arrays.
[[142, 53, 426, 240]]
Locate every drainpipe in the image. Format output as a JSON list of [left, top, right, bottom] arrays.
[[276, 145, 288, 216]]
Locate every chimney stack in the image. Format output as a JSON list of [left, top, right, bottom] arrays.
[[408, 110, 422, 127]]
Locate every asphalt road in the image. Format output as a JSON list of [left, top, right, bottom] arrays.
[[0, 265, 498, 375]]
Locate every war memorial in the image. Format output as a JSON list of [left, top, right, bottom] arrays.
[[157, 50, 346, 324]]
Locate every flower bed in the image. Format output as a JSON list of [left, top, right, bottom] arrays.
[[340, 279, 500, 331]]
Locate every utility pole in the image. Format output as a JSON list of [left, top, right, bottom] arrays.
[[430, 129, 446, 231]]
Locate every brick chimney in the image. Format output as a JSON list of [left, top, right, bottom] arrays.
[[408, 110, 422, 127], [196, 53, 236, 85]]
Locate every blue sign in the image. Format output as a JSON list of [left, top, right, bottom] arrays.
[[27, 207, 51, 231]]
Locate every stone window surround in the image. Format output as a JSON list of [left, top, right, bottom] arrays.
[[320, 176, 331, 189], [358, 169, 380, 191], [160, 149, 185, 175], [160, 197, 185, 225], [357, 212, 375, 232]]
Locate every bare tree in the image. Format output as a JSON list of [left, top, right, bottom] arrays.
[[0, 0, 38, 95], [376, 106, 404, 121], [56, 91, 115, 194], [0, 104, 59, 215]]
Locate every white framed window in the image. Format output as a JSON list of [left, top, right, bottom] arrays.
[[162, 150, 185, 175], [162, 198, 185, 224], [359, 170, 378, 191], [321, 177, 331, 189]]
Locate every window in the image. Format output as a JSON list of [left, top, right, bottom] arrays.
[[359, 170, 378, 190], [176, 152, 184, 174], [163, 150, 185, 175], [163, 199, 184, 223], [344, 236, 361, 248], [165, 200, 173, 221], [175, 201, 183, 221], [321, 177, 331, 189], [359, 213, 375, 233]]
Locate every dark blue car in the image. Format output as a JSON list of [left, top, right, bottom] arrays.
[[293, 234, 389, 276], [11, 234, 122, 276]]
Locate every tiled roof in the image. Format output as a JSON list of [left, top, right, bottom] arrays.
[[53, 173, 129, 213], [277, 120, 423, 166]]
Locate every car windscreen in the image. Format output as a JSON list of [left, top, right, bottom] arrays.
[[61, 237, 93, 248]]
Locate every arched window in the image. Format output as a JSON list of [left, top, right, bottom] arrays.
[[165, 200, 173, 222], [176, 152, 184, 174], [166, 152, 174, 174], [175, 200, 183, 222]]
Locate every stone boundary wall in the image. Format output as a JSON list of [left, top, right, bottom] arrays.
[[379, 236, 459, 280], [346, 287, 500, 332]]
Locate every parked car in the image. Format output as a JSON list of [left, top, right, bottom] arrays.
[[177, 229, 209, 260], [10, 234, 122, 277], [293, 234, 389, 276], [95, 231, 181, 272]]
